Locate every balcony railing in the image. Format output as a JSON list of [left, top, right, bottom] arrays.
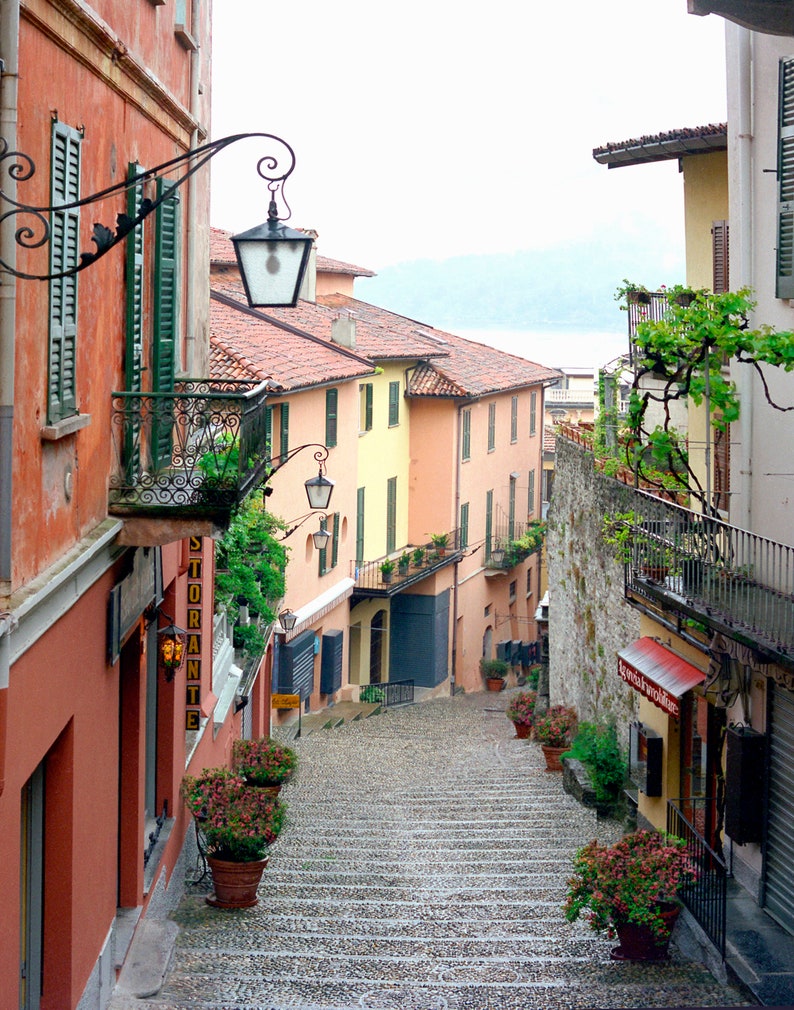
[[486, 518, 545, 570], [622, 489, 794, 666], [359, 680, 415, 707], [108, 379, 270, 522], [667, 798, 727, 960], [352, 530, 461, 595]]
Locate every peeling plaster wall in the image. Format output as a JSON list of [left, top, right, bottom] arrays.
[[546, 435, 641, 749]]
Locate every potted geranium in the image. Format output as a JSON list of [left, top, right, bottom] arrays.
[[180, 768, 285, 908], [232, 737, 297, 795], [505, 690, 537, 738], [534, 704, 577, 770], [563, 829, 696, 960]]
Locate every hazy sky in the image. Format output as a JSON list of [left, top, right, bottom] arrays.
[[210, 1, 727, 272]]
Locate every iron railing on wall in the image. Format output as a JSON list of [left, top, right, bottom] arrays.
[[353, 529, 461, 593], [622, 489, 794, 665], [667, 797, 727, 960], [359, 680, 414, 707]]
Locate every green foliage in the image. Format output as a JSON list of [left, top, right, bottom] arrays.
[[563, 722, 627, 806], [359, 684, 386, 703], [215, 496, 288, 657], [480, 658, 509, 679], [621, 285, 794, 506]]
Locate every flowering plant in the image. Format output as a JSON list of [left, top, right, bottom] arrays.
[[534, 704, 577, 747], [563, 830, 696, 939], [505, 690, 538, 726], [232, 737, 298, 786], [180, 768, 285, 862]]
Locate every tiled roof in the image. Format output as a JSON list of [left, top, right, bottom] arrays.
[[209, 291, 374, 391], [317, 254, 375, 278], [543, 426, 557, 454], [318, 294, 562, 398], [593, 123, 727, 169]]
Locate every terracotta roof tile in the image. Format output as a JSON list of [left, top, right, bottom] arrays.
[[209, 291, 374, 391], [593, 123, 727, 168]]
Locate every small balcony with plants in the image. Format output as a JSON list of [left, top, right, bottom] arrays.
[[352, 530, 461, 598], [108, 379, 271, 528], [605, 490, 794, 670], [485, 518, 547, 572]]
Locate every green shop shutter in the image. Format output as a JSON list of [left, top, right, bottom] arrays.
[[777, 58, 794, 299], [48, 121, 81, 423]]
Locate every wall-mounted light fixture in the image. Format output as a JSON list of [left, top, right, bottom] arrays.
[[266, 443, 335, 511], [279, 608, 298, 632], [490, 541, 506, 566], [0, 132, 311, 308], [145, 606, 187, 682]]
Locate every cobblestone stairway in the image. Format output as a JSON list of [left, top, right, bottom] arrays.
[[122, 693, 755, 1009]]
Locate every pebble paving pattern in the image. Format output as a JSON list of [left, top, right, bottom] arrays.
[[121, 691, 757, 1009]]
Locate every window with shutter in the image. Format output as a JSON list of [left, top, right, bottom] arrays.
[[318, 515, 329, 576], [388, 381, 400, 427], [461, 408, 471, 461], [712, 220, 729, 294], [48, 121, 82, 423], [777, 58, 794, 299], [508, 475, 517, 541], [152, 177, 180, 466], [510, 396, 518, 443], [487, 403, 496, 452], [279, 403, 289, 460], [331, 512, 340, 569], [360, 383, 373, 432], [356, 486, 365, 563], [530, 391, 537, 435], [528, 468, 536, 516], [460, 502, 469, 550], [713, 422, 731, 513], [326, 388, 338, 447], [264, 406, 273, 462], [485, 489, 493, 560], [386, 476, 397, 554], [124, 162, 145, 471]]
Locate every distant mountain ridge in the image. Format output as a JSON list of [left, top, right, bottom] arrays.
[[357, 240, 684, 334]]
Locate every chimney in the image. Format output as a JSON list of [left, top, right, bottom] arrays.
[[331, 310, 356, 349]]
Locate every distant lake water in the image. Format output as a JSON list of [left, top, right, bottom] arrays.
[[455, 327, 628, 372]]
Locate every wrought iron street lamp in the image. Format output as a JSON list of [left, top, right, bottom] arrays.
[[267, 443, 335, 511], [491, 542, 506, 566], [279, 608, 298, 632], [0, 132, 311, 308]]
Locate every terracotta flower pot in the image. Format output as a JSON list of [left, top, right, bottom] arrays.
[[486, 677, 506, 692], [610, 903, 681, 961], [206, 855, 268, 909], [512, 721, 531, 739], [540, 744, 567, 771]]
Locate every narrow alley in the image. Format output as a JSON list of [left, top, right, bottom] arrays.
[[111, 692, 755, 1010]]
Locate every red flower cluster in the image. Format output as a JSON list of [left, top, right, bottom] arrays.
[[563, 829, 697, 939], [533, 704, 577, 747], [180, 768, 285, 862], [505, 690, 538, 727], [232, 737, 298, 786]]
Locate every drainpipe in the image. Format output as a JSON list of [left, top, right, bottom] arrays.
[[0, 0, 21, 798], [732, 23, 754, 529], [450, 404, 464, 696], [0, 0, 19, 592]]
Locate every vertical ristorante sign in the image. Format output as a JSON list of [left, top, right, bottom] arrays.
[[186, 536, 203, 730]]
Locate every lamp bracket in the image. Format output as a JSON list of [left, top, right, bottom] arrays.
[[0, 132, 296, 283], [267, 443, 329, 480], [278, 510, 330, 541]]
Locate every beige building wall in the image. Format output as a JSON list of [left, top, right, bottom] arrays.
[[683, 149, 729, 290]]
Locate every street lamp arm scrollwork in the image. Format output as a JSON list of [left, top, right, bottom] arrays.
[[0, 131, 310, 305]]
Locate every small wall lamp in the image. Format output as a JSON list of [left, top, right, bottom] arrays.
[[279, 608, 298, 632]]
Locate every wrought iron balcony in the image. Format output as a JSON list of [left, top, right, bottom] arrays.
[[109, 379, 270, 523], [485, 519, 546, 571], [352, 531, 461, 597], [621, 489, 794, 668]]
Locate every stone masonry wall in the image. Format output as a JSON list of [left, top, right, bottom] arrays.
[[546, 434, 641, 750]]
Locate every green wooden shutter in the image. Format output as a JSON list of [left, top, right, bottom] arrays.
[[528, 468, 536, 516], [778, 58, 794, 299], [487, 403, 496, 451], [318, 515, 328, 576], [712, 220, 729, 294], [331, 512, 340, 568], [462, 408, 471, 461], [48, 121, 81, 423], [152, 178, 179, 465], [508, 475, 516, 541], [325, 388, 338, 447], [485, 489, 493, 560], [511, 396, 518, 443], [530, 391, 537, 435], [264, 406, 273, 462], [365, 383, 373, 430], [280, 403, 290, 460], [460, 502, 469, 550], [386, 476, 397, 554], [388, 381, 400, 426], [124, 163, 145, 473], [356, 486, 365, 563]]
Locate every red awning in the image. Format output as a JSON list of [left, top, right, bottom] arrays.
[[617, 638, 706, 719]]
